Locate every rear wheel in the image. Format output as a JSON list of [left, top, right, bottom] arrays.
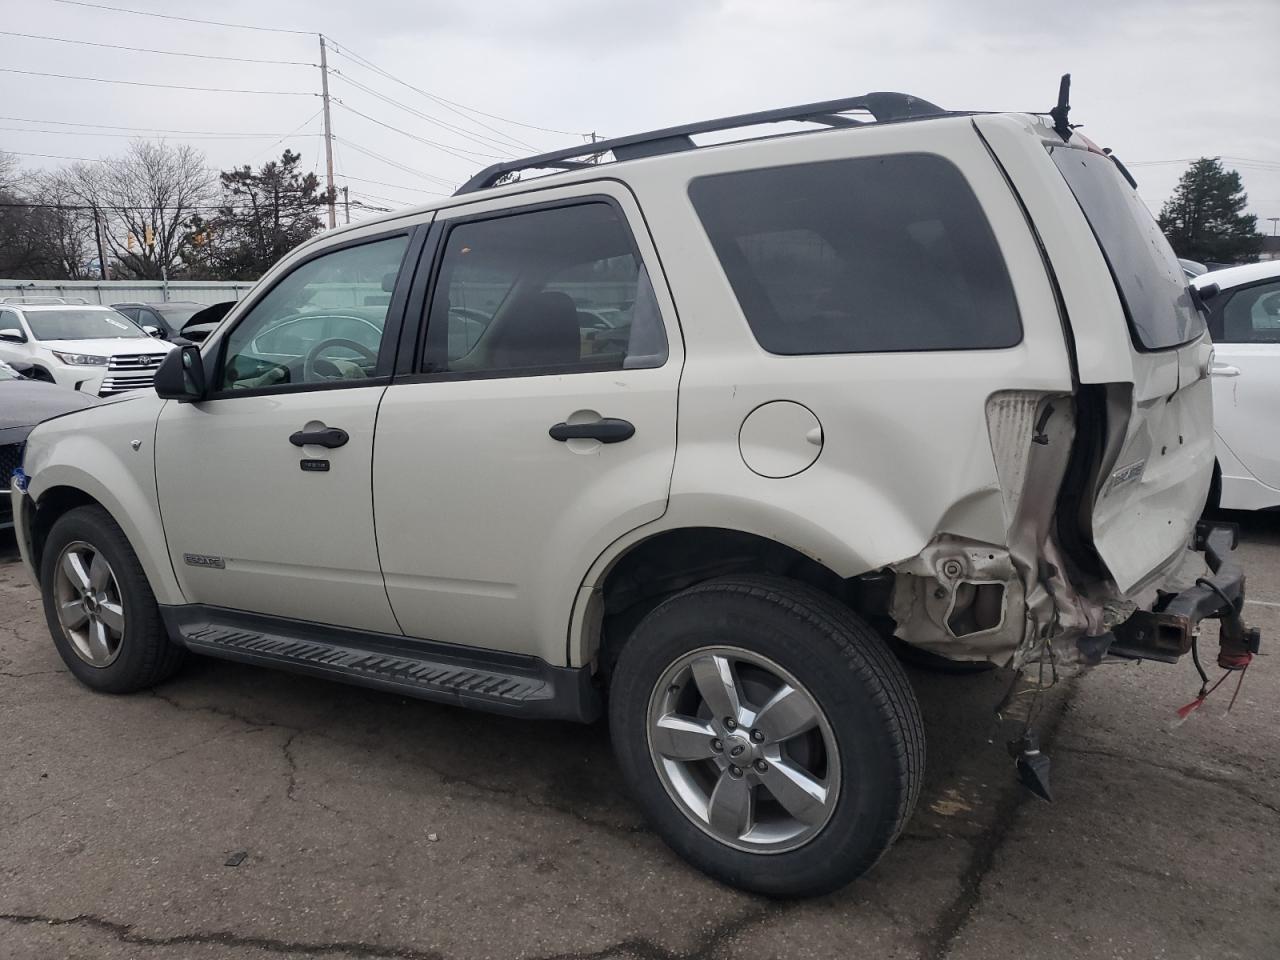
[[609, 575, 924, 897], [40, 505, 185, 693]]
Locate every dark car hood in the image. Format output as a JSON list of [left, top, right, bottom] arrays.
[[0, 378, 99, 431]]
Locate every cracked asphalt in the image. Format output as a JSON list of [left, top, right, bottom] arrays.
[[2, 517, 1278, 960]]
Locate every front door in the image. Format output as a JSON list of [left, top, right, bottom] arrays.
[[374, 186, 683, 665], [155, 230, 417, 633], [1210, 277, 1280, 499]]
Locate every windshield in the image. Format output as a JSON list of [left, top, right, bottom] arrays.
[[25, 308, 147, 342], [1049, 145, 1203, 351]]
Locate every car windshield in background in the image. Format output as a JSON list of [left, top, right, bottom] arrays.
[[1049, 145, 1203, 352], [25, 309, 147, 341]]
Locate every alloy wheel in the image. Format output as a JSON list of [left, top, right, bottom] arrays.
[[646, 645, 840, 853], [53, 540, 126, 668]]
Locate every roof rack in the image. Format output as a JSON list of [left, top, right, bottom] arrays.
[[455, 91, 949, 195], [0, 296, 87, 305]]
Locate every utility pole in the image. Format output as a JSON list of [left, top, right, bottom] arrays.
[[1268, 217, 1279, 237], [342, 186, 350, 225], [90, 204, 110, 280], [318, 35, 337, 229]]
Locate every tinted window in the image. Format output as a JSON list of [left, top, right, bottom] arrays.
[[688, 154, 1021, 355], [1219, 280, 1280, 343], [424, 203, 667, 376], [1049, 146, 1203, 351], [218, 235, 408, 392]]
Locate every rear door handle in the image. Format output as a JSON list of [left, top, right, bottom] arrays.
[[548, 418, 635, 444], [1211, 363, 1241, 378], [289, 426, 349, 448]]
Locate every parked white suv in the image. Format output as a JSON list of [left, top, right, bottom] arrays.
[[9, 87, 1260, 897], [0, 298, 173, 396]]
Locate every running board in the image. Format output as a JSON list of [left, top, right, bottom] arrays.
[[159, 605, 600, 722]]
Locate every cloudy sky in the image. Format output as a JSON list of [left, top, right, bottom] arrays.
[[2, 0, 1278, 230]]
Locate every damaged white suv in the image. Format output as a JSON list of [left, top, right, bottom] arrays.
[[10, 82, 1259, 897]]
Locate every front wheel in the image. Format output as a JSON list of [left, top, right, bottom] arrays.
[[609, 575, 924, 897], [40, 505, 186, 693]]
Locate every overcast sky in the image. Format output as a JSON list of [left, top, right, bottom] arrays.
[[2, 0, 1278, 232]]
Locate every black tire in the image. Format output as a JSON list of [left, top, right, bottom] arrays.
[[609, 575, 924, 897], [40, 505, 186, 693], [890, 637, 997, 674]]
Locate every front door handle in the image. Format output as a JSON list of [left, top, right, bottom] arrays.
[[548, 418, 635, 444], [289, 426, 349, 448], [1211, 363, 1241, 378]]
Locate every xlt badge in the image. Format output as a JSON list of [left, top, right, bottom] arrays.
[[184, 553, 225, 569]]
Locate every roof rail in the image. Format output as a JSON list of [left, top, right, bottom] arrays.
[[0, 296, 71, 305], [455, 91, 949, 195]]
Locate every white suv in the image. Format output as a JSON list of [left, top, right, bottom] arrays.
[[9, 87, 1259, 897], [0, 298, 173, 396]]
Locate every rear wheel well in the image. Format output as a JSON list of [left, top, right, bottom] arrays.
[[594, 528, 889, 676], [30, 486, 101, 575]]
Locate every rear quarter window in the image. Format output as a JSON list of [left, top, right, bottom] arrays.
[[1049, 146, 1203, 352], [688, 153, 1022, 355]]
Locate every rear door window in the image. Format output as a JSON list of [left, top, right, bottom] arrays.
[[1049, 146, 1203, 352], [1219, 280, 1280, 343], [688, 153, 1022, 355]]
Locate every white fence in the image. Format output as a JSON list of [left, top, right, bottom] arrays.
[[0, 279, 257, 306]]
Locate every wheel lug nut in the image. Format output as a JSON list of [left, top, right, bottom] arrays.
[[724, 718, 737, 730], [753, 759, 768, 773], [729, 765, 743, 778], [710, 738, 723, 752], [750, 729, 764, 742]]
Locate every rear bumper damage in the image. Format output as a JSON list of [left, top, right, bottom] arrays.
[[1107, 521, 1261, 667]]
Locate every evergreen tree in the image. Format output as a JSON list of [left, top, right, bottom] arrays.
[[190, 150, 325, 280], [1157, 157, 1261, 264]]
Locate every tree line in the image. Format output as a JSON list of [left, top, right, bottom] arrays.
[[0, 141, 327, 282]]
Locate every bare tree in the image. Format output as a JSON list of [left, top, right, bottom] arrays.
[[67, 141, 215, 280], [28, 170, 98, 279]]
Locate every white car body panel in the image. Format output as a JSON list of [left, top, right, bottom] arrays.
[[373, 182, 684, 664], [1194, 262, 1280, 510]]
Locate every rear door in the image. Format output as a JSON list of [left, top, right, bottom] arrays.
[[1207, 277, 1280, 503], [978, 117, 1213, 592], [373, 183, 683, 666]]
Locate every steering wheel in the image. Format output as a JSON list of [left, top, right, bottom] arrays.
[[303, 338, 379, 381]]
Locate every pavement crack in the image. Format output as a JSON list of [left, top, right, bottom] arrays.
[[149, 690, 297, 731], [1055, 743, 1280, 816], [0, 912, 445, 959], [919, 676, 1080, 960], [0, 668, 67, 679], [283, 731, 301, 802]]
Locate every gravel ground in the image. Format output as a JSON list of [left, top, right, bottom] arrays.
[[2, 515, 1277, 960]]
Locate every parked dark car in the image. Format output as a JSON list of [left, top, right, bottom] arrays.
[[176, 301, 236, 343], [0, 360, 98, 529], [111, 301, 211, 340]]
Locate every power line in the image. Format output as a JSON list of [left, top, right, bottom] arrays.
[[337, 173, 447, 196], [332, 73, 519, 157], [0, 115, 320, 137], [341, 185, 416, 207], [334, 137, 455, 189], [325, 40, 582, 141], [49, 0, 314, 35], [3, 150, 104, 163], [0, 29, 314, 65], [0, 66, 316, 96], [334, 101, 504, 163], [0, 124, 321, 140]]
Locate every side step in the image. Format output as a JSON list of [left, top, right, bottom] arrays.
[[160, 605, 600, 722]]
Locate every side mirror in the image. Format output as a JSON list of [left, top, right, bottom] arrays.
[[0, 328, 26, 343], [1197, 282, 1221, 301], [143, 325, 164, 338], [7, 360, 35, 377], [154, 344, 207, 401]]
